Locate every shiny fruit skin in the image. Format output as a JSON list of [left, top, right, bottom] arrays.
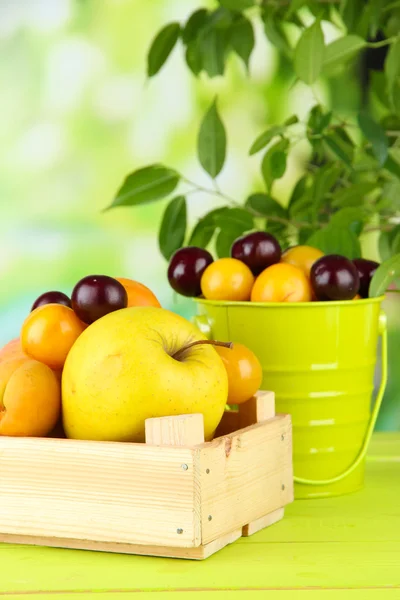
[[352, 258, 379, 298], [31, 291, 71, 311], [251, 263, 312, 303], [231, 232, 281, 276], [116, 277, 161, 308], [21, 304, 86, 370], [216, 342, 263, 405], [311, 255, 360, 301], [201, 258, 254, 301], [281, 245, 324, 277], [72, 275, 128, 324], [168, 247, 213, 297]]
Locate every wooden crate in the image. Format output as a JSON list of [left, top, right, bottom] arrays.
[[0, 391, 293, 560]]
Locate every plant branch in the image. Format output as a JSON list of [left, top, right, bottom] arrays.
[[367, 35, 399, 49]]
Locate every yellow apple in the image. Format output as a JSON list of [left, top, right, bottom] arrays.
[[62, 307, 228, 442]]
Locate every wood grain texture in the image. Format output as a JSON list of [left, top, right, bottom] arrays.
[[145, 414, 205, 446], [239, 391, 275, 429], [198, 414, 293, 544], [0, 436, 198, 548], [242, 507, 284, 536]]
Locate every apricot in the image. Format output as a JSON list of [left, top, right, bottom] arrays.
[[116, 277, 161, 308], [0, 338, 26, 363], [251, 263, 312, 303], [0, 356, 61, 437], [216, 342, 263, 405], [201, 258, 255, 301], [281, 245, 324, 277], [21, 304, 86, 370]]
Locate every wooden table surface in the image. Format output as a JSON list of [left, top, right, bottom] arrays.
[[1, 433, 399, 599]]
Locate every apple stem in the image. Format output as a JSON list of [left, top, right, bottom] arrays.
[[172, 340, 233, 362]]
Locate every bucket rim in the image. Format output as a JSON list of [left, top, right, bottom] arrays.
[[193, 295, 386, 308]]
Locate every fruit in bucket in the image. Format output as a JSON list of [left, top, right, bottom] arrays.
[[216, 342, 263, 405], [0, 355, 61, 436], [311, 255, 360, 301], [72, 275, 128, 324], [352, 259, 379, 299], [281, 245, 324, 277], [251, 263, 312, 302], [31, 291, 72, 311], [21, 304, 86, 370], [231, 232, 281, 275], [62, 307, 229, 442], [201, 258, 254, 301], [168, 246, 213, 297], [115, 277, 161, 307]]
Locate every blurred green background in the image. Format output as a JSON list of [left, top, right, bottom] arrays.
[[0, 0, 398, 429]]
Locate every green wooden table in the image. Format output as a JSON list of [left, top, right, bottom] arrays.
[[1, 433, 399, 599]]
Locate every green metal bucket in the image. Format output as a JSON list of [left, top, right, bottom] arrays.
[[193, 297, 388, 498]]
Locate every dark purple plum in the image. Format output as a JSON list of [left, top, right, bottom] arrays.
[[311, 255, 360, 301], [231, 232, 281, 275], [71, 275, 128, 324], [168, 247, 213, 297], [352, 258, 379, 298], [31, 291, 71, 312]]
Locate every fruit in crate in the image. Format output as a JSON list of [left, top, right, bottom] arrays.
[[281, 245, 324, 277], [311, 255, 360, 301], [201, 258, 254, 301], [0, 355, 61, 436], [251, 263, 312, 302], [72, 275, 128, 324], [116, 277, 161, 307], [62, 307, 228, 443], [31, 291, 71, 311], [352, 259, 379, 298], [231, 232, 282, 275], [21, 304, 86, 370], [216, 342, 263, 405], [168, 246, 213, 297]]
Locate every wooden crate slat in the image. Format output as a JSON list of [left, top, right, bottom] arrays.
[[0, 437, 198, 548], [198, 414, 293, 545]]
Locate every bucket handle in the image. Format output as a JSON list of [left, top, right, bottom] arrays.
[[294, 310, 388, 486]]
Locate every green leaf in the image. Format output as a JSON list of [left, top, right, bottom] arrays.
[[286, 0, 308, 18], [216, 226, 243, 258], [284, 115, 299, 126], [307, 225, 361, 259], [385, 37, 400, 104], [107, 165, 179, 210], [324, 131, 354, 168], [199, 28, 228, 77], [379, 231, 392, 262], [330, 207, 364, 236], [340, 0, 364, 33], [289, 175, 310, 209], [323, 35, 366, 71], [185, 40, 202, 75], [311, 163, 343, 212], [182, 9, 208, 45], [261, 139, 288, 190], [246, 193, 287, 219], [249, 126, 285, 156], [218, 0, 255, 10], [197, 99, 227, 178], [294, 20, 325, 85], [230, 15, 255, 69], [358, 112, 388, 165], [158, 196, 187, 260], [384, 152, 400, 178], [331, 182, 378, 208], [147, 23, 181, 77], [214, 207, 254, 229], [369, 254, 400, 297], [188, 207, 228, 247], [262, 11, 293, 59], [307, 105, 332, 135]]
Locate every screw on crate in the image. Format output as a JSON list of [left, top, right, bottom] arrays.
[[181, 464, 188, 471], [176, 528, 184, 535]]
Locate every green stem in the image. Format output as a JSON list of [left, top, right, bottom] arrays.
[[367, 36, 399, 49]]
